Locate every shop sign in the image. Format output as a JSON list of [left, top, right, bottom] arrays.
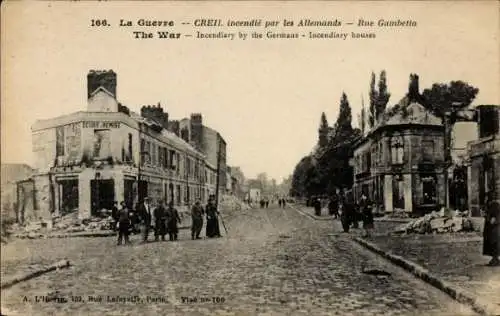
[[83, 121, 120, 129]]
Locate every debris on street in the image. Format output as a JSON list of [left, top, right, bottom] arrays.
[[392, 209, 475, 235]]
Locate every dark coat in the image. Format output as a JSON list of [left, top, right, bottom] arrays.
[[206, 202, 220, 237], [483, 201, 500, 257], [137, 202, 153, 225], [167, 206, 181, 234], [154, 205, 168, 235]]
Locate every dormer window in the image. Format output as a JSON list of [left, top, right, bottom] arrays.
[[391, 135, 404, 165]]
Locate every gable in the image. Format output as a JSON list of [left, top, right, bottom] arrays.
[[381, 101, 442, 127], [87, 89, 118, 112]]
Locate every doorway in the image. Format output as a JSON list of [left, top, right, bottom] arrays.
[[90, 179, 115, 216]]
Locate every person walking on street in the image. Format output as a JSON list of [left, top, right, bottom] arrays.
[[313, 196, 321, 216], [483, 191, 500, 266], [278, 198, 282, 208], [282, 198, 287, 208], [206, 197, 221, 238], [360, 194, 374, 237], [328, 195, 339, 219], [191, 200, 204, 240], [111, 201, 119, 231], [154, 200, 168, 241], [166, 201, 181, 241], [117, 201, 131, 245], [340, 193, 354, 233], [138, 197, 153, 243]]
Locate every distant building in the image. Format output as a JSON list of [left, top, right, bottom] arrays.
[[178, 115, 228, 198], [30, 70, 207, 219], [249, 188, 261, 202], [1, 164, 34, 221], [352, 74, 446, 215], [467, 105, 500, 215]]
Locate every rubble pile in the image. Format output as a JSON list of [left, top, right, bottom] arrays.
[[14, 212, 114, 239], [220, 195, 251, 213], [393, 209, 474, 235]]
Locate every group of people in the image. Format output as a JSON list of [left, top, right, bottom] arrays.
[[111, 196, 222, 246], [278, 198, 287, 208], [190, 197, 222, 240], [309, 192, 374, 237]]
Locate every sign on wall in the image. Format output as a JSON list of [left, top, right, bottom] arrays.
[[83, 121, 121, 129]]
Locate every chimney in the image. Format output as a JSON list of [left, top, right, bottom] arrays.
[[408, 73, 420, 102], [190, 113, 203, 151], [140, 104, 169, 130], [87, 70, 117, 98]]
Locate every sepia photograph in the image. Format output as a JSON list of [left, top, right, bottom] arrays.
[[1, 1, 499, 315]]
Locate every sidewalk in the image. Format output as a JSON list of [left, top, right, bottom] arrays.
[[355, 233, 499, 315]]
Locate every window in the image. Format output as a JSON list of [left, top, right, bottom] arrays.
[[140, 139, 145, 166], [151, 143, 157, 166], [56, 126, 65, 157], [169, 150, 176, 169], [422, 140, 434, 161], [93, 129, 111, 159], [163, 148, 168, 168], [128, 133, 133, 162], [391, 135, 404, 165]]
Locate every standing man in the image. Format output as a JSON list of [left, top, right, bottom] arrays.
[[138, 197, 153, 243], [191, 200, 204, 240], [154, 200, 168, 241], [166, 201, 181, 241], [328, 195, 339, 219], [117, 201, 131, 245]]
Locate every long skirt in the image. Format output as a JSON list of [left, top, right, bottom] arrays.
[[206, 217, 219, 237], [167, 220, 179, 235]]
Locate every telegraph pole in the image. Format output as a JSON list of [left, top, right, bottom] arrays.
[[214, 135, 222, 209], [443, 112, 453, 209]]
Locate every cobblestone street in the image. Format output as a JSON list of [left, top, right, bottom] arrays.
[[1, 206, 477, 316]]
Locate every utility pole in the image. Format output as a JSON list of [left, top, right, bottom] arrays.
[[214, 135, 222, 209]]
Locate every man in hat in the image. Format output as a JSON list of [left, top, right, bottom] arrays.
[[166, 201, 181, 241], [154, 200, 168, 241], [137, 197, 153, 243], [191, 199, 204, 240]]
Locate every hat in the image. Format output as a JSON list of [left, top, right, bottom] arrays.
[[144, 197, 150, 201]]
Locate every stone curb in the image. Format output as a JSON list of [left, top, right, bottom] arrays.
[[374, 218, 413, 223], [290, 205, 332, 221], [353, 236, 499, 316], [292, 205, 412, 223], [1, 260, 71, 290]]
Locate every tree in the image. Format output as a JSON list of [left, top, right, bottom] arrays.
[[368, 72, 378, 128], [318, 112, 329, 147], [360, 95, 366, 134], [376, 70, 390, 120], [422, 81, 479, 118], [334, 92, 353, 139], [290, 156, 316, 197]]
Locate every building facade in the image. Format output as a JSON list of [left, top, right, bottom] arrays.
[[179, 115, 228, 198], [467, 105, 500, 216], [31, 70, 208, 218], [352, 75, 446, 215]]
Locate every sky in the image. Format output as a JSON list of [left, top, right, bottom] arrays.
[[1, 1, 499, 183]]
